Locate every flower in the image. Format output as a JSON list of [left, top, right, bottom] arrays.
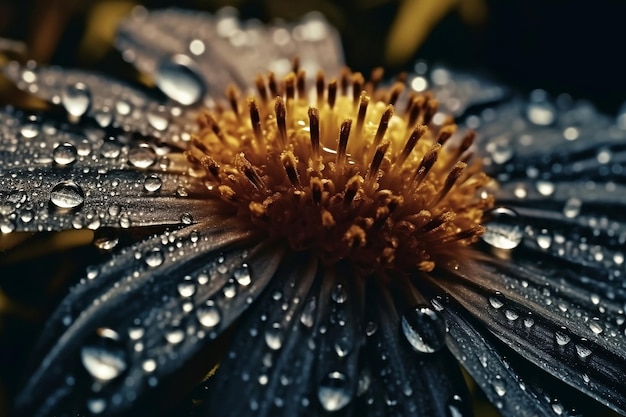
[[1, 7, 626, 417]]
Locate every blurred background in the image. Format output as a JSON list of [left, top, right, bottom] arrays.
[[0, 1, 624, 416]]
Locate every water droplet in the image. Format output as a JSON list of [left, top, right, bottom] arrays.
[[20, 123, 40, 138], [492, 378, 506, 397], [93, 230, 120, 251], [317, 371, 352, 412], [331, 284, 347, 304], [147, 110, 169, 131], [536, 231, 552, 249], [87, 398, 106, 414], [94, 109, 113, 128], [482, 207, 523, 250], [535, 180, 555, 196], [197, 301, 221, 328], [401, 305, 448, 353], [234, 263, 251, 286], [526, 102, 556, 126], [50, 181, 85, 209], [128, 144, 157, 168], [524, 317, 535, 328], [100, 139, 121, 159], [53, 143, 78, 165], [142, 358, 157, 372], [144, 248, 164, 268], [265, 322, 284, 350], [575, 344, 592, 359], [365, 321, 378, 336], [62, 82, 91, 118], [334, 336, 353, 357], [156, 55, 205, 105], [589, 320, 603, 334], [555, 330, 571, 346], [143, 174, 162, 192], [177, 277, 196, 298], [80, 328, 127, 381], [504, 309, 519, 321], [115, 100, 132, 116], [563, 198, 582, 218], [180, 212, 193, 225], [489, 295, 505, 309], [165, 328, 185, 344], [300, 297, 317, 328]]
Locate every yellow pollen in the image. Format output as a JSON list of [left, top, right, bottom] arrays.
[[186, 63, 495, 276]]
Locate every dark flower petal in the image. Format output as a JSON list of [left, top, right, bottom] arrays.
[[116, 7, 345, 104], [356, 280, 473, 417], [436, 293, 581, 417], [427, 260, 626, 415], [2, 63, 195, 140], [0, 107, 218, 232], [14, 220, 283, 417], [205, 259, 366, 416]]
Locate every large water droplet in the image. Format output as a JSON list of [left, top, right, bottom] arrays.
[[197, 301, 221, 328], [177, 276, 196, 298], [53, 143, 78, 166], [143, 174, 162, 192], [317, 372, 352, 412], [80, 328, 127, 382], [147, 110, 169, 131], [481, 207, 523, 250], [144, 248, 164, 268], [401, 305, 448, 353], [234, 263, 252, 286], [62, 82, 91, 118], [50, 180, 85, 209], [20, 123, 40, 138], [156, 55, 206, 105], [128, 144, 157, 169]]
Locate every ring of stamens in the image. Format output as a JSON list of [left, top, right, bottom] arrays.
[[186, 63, 494, 275]]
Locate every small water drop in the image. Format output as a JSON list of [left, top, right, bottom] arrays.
[[589, 320, 603, 335], [165, 328, 185, 344], [20, 123, 40, 138], [142, 358, 157, 373], [575, 344, 592, 359], [481, 207, 523, 250], [94, 109, 113, 128], [50, 181, 85, 209], [147, 110, 170, 131], [489, 295, 505, 309], [53, 143, 78, 165], [317, 371, 352, 412], [197, 301, 221, 328], [563, 198, 582, 218], [535, 180, 555, 196], [492, 378, 506, 397], [300, 297, 317, 328], [80, 328, 127, 382], [526, 101, 556, 126], [143, 174, 162, 192], [334, 336, 353, 357], [87, 398, 106, 414], [331, 284, 347, 304], [401, 305, 448, 353], [62, 82, 91, 118], [115, 100, 132, 116]]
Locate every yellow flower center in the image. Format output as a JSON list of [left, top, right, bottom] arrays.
[[186, 65, 494, 276]]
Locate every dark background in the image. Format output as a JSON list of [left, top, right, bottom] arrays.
[[0, 0, 625, 113]]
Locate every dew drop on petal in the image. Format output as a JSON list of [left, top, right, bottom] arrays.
[[62, 82, 91, 118], [264, 322, 284, 350], [50, 180, 85, 209], [300, 297, 317, 328], [87, 398, 106, 414], [80, 328, 127, 382], [147, 110, 170, 131], [481, 207, 523, 250], [155, 55, 205, 105], [555, 330, 571, 346], [144, 248, 164, 268], [20, 123, 40, 138], [317, 371, 352, 412], [165, 328, 185, 345], [331, 284, 347, 304], [563, 198, 582, 218], [143, 174, 162, 192], [233, 263, 252, 286], [53, 143, 78, 165], [197, 301, 221, 328], [526, 102, 556, 126], [401, 305, 448, 353], [128, 144, 157, 168], [177, 277, 196, 298]]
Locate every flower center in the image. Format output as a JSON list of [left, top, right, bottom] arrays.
[[186, 65, 495, 276]]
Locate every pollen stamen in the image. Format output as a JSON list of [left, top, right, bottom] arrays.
[[192, 64, 494, 275]]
